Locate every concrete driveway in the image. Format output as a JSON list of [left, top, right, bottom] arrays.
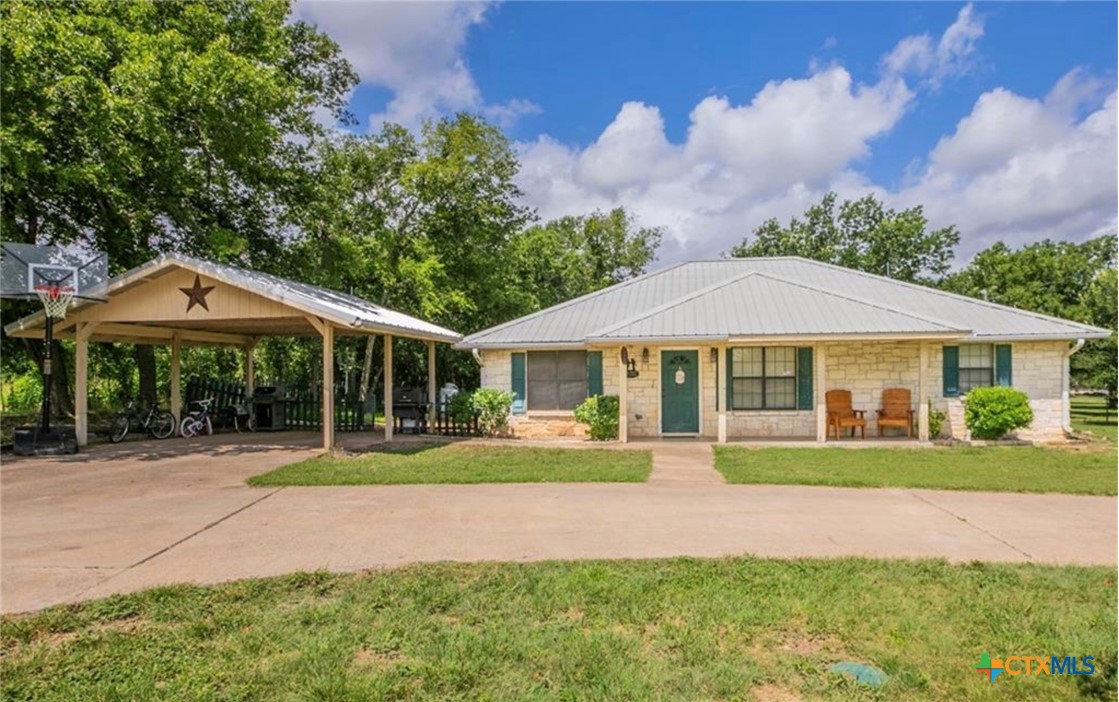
[[2, 434, 1116, 614]]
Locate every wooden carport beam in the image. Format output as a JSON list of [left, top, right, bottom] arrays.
[[170, 332, 182, 429], [427, 340, 436, 431], [74, 322, 99, 447], [5, 322, 252, 347], [321, 322, 335, 451], [384, 334, 394, 442]]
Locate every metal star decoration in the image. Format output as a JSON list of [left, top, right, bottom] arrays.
[[180, 274, 215, 312]]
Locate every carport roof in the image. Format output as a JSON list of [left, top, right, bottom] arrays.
[[4, 253, 462, 345]]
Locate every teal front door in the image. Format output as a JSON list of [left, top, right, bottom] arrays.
[[661, 350, 699, 433]]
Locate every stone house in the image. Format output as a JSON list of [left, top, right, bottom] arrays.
[[456, 258, 1109, 442]]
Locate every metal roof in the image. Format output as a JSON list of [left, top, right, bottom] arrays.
[[459, 257, 1110, 347], [4, 253, 463, 343]]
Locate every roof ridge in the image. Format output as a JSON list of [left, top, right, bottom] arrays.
[[748, 271, 967, 332], [586, 270, 760, 339], [460, 259, 691, 342], [790, 257, 1110, 334]]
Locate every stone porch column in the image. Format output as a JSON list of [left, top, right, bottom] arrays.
[[619, 347, 629, 443], [717, 344, 728, 443], [815, 344, 827, 443], [918, 342, 929, 441]]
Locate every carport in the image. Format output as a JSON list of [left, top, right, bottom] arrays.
[[3, 254, 463, 450]]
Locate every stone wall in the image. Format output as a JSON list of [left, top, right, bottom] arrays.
[[477, 340, 1071, 442]]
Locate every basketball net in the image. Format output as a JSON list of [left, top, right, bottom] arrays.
[[35, 284, 75, 319]]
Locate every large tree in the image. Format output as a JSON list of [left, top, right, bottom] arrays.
[[728, 192, 960, 284], [1, 0, 356, 405], [942, 235, 1118, 393], [509, 208, 663, 310], [286, 114, 535, 393]]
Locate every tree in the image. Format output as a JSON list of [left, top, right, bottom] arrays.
[[942, 235, 1118, 393], [728, 192, 960, 283], [509, 208, 663, 310], [286, 113, 535, 394], [1, 0, 357, 405]]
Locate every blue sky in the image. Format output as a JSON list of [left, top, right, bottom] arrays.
[[297, 2, 1118, 264]]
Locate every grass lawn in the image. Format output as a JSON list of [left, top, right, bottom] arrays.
[[713, 446, 1117, 495], [2, 558, 1114, 701], [1072, 395, 1117, 442], [248, 442, 652, 486]]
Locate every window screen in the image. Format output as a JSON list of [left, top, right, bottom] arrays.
[[527, 351, 587, 410], [958, 344, 994, 394]]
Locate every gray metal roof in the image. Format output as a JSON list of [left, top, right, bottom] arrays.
[[459, 257, 1110, 347], [4, 253, 463, 343]]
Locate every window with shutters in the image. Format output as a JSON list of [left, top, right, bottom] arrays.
[[730, 347, 797, 410], [527, 351, 587, 410], [958, 344, 994, 394]]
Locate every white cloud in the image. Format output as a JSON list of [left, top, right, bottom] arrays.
[[294, 1, 538, 130], [899, 70, 1118, 256], [517, 66, 911, 259], [518, 65, 1116, 264], [883, 4, 985, 89]]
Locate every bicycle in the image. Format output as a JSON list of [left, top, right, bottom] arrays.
[[109, 401, 177, 443], [180, 398, 215, 438]]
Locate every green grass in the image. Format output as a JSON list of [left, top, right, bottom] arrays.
[[1072, 395, 1117, 442], [1, 558, 1114, 701], [248, 442, 652, 486], [714, 446, 1118, 495]]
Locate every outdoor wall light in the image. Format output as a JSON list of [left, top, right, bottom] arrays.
[[620, 347, 639, 378], [641, 347, 650, 364], [709, 347, 718, 364]]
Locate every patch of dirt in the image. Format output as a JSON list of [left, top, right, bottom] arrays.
[[750, 683, 803, 702], [778, 633, 831, 656], [352, 647, 408, 670]]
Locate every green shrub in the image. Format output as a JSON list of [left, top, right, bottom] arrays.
[[964, 386, 1034, 440], [574, 394, 620, 440], [447, 390, 476, 425], [471, 388, 514, 437], [928, 401, 947, 439]]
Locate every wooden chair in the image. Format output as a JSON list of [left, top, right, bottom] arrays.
[[876, 387, 915, 438], [826, 390, 866, 440]]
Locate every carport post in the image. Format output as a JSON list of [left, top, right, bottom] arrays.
[[74, 323, 93, 447], [322, 323, 335, 450], [426, 340, 436, 430], [170, 332, 182, 428], [815, 344, 827, 443], [383, 334, 393, 442], [244, 338, 257, 394]]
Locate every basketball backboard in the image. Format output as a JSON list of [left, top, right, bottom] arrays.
[[0, 243, 108, 302]]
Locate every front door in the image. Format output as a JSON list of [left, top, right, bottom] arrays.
[[661, 350, 699, 433]]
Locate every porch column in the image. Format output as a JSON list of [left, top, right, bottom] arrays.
[[383, 333, 393, 442], [427, 340, 436, 430], [619, 348, 629, 443], [717, 344, 728, 443], [918, 342, 929, 441], [74, 323, 91, 447], [815, 344, 827, 443], [170, 332, 182, 428], [322, 323, 335, 450]]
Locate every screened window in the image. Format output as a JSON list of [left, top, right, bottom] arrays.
[[527, 351, 586, 410], [731, 347, 797, 410], [958, 344, 994, 394]]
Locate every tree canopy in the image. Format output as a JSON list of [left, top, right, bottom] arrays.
[[728, 192, 960, 283]]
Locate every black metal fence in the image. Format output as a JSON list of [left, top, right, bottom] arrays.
[[185, 378, 366, 432], [430, 409, 481, 437]]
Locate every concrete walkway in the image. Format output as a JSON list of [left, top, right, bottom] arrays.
[[2, 433, 1115, 614]]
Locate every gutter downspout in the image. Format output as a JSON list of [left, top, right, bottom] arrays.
[[1063, 338, 1087, 434]]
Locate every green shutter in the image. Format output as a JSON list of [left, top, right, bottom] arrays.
[[942, 346, 959, 397], [726, 348, 735, 410], [796, 347, 814, 410], [995, 344, 1012, 387], [586, 351, 603, 396], [511, 353, 526, 413]]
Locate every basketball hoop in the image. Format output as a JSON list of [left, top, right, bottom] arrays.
[[35, 283, 75, 319]]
